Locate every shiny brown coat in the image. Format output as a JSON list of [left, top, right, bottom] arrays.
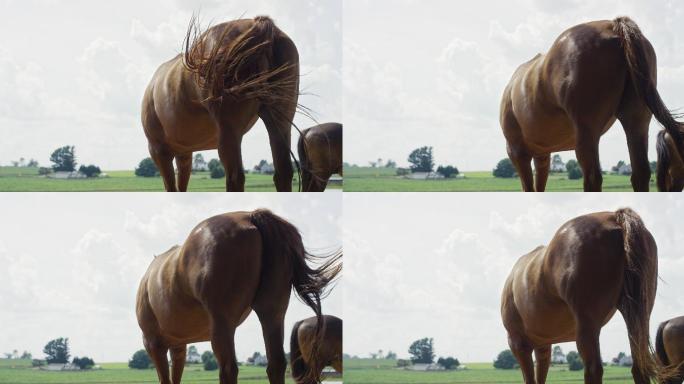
[[656, 316, 684, 384], [290, 315, 342, 383], [297, 123, 342, 192], [501, 17, 684, 192], [501, 208, 660, 384]]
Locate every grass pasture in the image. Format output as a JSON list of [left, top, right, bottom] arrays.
[[0, 359, 297, 384], [344, 358, 634, 384], [0, 167, 342, 192], [343, 166, 654, 192]]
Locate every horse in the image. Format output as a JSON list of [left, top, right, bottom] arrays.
[[297, 123, 343, 192], [142, 16, 300, 192], [656, 316, 684, 384], [290, 315, 342, 383], [500, 17, 684, 192], [501, 208, 662, 384], [656, 129, 684, 191], [135, 209, 341, 384]]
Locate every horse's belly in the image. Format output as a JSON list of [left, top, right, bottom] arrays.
[[518, 114, 576, 154], [158, 110, 220, 153]]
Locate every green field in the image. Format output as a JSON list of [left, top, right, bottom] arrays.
[[0, 167, 342, 192], [0, 359, 297, 384], [343, 167, 655, 192], [344, 358, 634, 384]]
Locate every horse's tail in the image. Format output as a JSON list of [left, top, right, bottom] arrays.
[[655, 320, 670, 367], [297, 128, 312, 191], [613, 16, 684, 160], [183, 16, 296, 105], [248, 209, 341, 383], [290, 320, 308, 384], [614, 208, 663, 382], [656, 129, 671, 191]]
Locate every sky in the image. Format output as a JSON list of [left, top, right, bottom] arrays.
[[344, 193, 684, 363], [0, 0, 341, 170], [0, 193, 342, 363], [344, 0, 684, 171]]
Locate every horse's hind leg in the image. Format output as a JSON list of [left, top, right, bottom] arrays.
[[144, 338, 171, 384], [208, 314, 239, 384], [574, 130, 603, 192], [253, 300, 289, 384], [169, 345, 186, 384], [175, 153, 192, 192], [575, 318, 604, 384], [618, 109, 652, 191], [534, 345, 551, 384], [533, 155, 550, 192]]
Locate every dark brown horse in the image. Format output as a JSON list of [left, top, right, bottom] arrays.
[[501, 208, 661, 384], [135, 209, 341, 384], [297, 123, 343, 192], [656, 316, 684, 384], [142, 16, 299, 192], [656, 129, 684, 191], [500, 17, 684, 192], [290, 315, 342, 383]]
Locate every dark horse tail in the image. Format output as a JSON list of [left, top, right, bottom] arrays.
[[297, 128, 313, 190], [655, 320, 670, 367], [613, 17, 684, 161], [614, 208, 666, 382], [656, 129, 671, 191], [183, 15, 296, 105], [290, 320, 308, 383], [249, 209, 341, 383]]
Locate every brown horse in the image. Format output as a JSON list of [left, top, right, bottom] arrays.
[[656, 129, 684, 191], [290, 315, 342, 383], [135, 209, 341, 384], [500, 17, 684, 192], [501, 208, 661, 384], [142, 16, 299, 192], [656, 316, 684, 384], [297, 123, 343, 192]]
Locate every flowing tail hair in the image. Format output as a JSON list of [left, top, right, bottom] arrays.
[[613, 17, 684, 163], [614, 208, 677, 382], [249, 209, 342, 383], [290, 320, 308, 383], [656, 129, 671, 191]]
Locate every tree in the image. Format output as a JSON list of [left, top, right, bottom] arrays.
[[611, 160, 626, 174], [407, 147, 434, 173], [208, 159, 225, 179], [72, 356, 95, 370], [493, 158, 516, 178], [408, 338, 434, 364], [201, 351, 218, 371], [397, 359, 411, 367], [566, 159, 583, 180], [129, 349, 151, 369], [135, 158, 159, 177], [437, 165, 459, 178], [20, 351, 32, 360], [187, 346, 201, 363], [650, 161, 657, 173], [396, 168, 410, 176], [27, 159, 39, 167], [437, 356, 460, 370], [78, 164, 101, 178], [38, 167, 52, 176], [385, 159, 397, 168], [43, 338, 70, 364], [192, 154, 208, 172], [50, 146, 77, 172], [493, 349, 517, 369], [254, 159, 269, 172], [566, 351, 584, 371], [386, 351, 397, 360]]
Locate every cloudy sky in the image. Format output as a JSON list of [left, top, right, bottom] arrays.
[[344, 193, 684, 362], [344, 0, 684, 171], [0, 193, 342, 362], [0, 0, 341, 170]]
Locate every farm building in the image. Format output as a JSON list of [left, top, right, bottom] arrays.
[[47, 171, 87, 179], [40, 363, 80, 371], [403, 172, 444, 180], [406, 363, 445, 371]]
